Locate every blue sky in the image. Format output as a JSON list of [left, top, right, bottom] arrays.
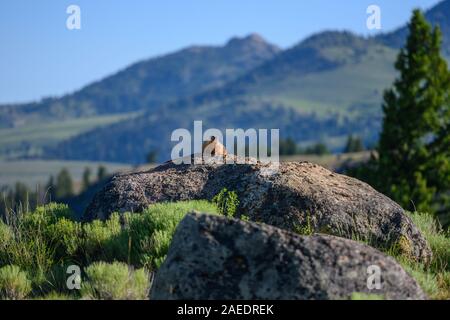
[[0, 0, 441, 104]]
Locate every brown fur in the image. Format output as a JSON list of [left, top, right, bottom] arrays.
[[202, 136, 227, 157]]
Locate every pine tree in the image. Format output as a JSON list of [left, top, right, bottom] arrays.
[[146, 150, 158, 163], [344, 135, 365, 153], [13, 182, 30, 212], [97, 166, 107, 181], [82, 167, 92, 191], [377, 10, 450, 213], [302, 143, 330, 155], [45, 176, 56, 202], [279, 138, 298, 156], [55, 168, 74, 199]]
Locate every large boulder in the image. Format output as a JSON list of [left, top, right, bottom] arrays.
[[150, 213, 426, 300], [85, 157, 431, 262]]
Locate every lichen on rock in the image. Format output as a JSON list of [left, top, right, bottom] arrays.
[[150, 213, 427, 300], [85, 158, 432, 263]]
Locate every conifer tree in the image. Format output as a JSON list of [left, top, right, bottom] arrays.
[[377, 10, 450, 213], [344, 135, 365, 153], [45, 176, 56, 201], [55, 168, 74, 199], [97, 165, 107, 181], [82, 167, 92, 191]]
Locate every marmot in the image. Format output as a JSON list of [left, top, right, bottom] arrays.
[[202, 136, 227, 157]]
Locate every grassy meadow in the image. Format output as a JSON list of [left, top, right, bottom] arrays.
[[0, 113, 137, 159], [0, 160, 132, 192], [0, 198, 448, 300]]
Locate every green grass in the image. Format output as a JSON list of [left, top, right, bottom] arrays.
[[0, 160, 131, 190], [0, 265, 32, 300], [393, 212, 450, 300], [81, 262, 150, 300], [252, 45, 397, 117], [408, 212, 450, 271], [0, 113, 135, 145], [0, 200, 219, 299], [285, 209, 449, 300], [350, 292, 384, 300], [124, 201, 219, 269], [345, 211, 450, 300], [0, 113, 137, 159], [1, 198, 448, 300]]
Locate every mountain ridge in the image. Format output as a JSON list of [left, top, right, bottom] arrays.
[[377, 0, 450, 55], [46, 29, 397, 163], [2, 1, 449, 163], [0, 33, 280, 128]]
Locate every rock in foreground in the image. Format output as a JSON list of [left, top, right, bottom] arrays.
[[85, 157, 431, 262], [151, 213, 426, 300]]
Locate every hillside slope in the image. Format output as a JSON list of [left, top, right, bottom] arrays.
[[47, 32, 398, 163], [47, 1, 450, 164], [0, 34, 280, 128], [6, 1, 450, 163], [377, 0, 450, 55]]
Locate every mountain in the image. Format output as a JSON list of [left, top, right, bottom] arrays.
[[0, 34, 280, 128], [3, 1, 450, 164], [47, 31, 398, 163], [377, 0, 450, 55], [0, 34, 279, 159]]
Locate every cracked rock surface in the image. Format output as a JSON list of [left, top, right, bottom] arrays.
[[150, 213, 426, 300], [85, 157, 432, 262]]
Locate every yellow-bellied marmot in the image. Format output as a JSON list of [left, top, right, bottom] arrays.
[[202, 136, 227, 157]]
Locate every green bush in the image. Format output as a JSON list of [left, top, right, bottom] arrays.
[[0, 200, 219, 299], [212, 188, 239, 218], [81, 262, 149, 300], [0, 265, 32, 300], [39, 262, 81, 296], [2, 230, 54, 281], [125, 200, 219, 269], [20, 203, 73, 234], [82, 213, 127, 263], [0, 204, 73, 278], [78, 201, 219, 270], [1, 201, 450, 301], [293, 213, 314, 236], [33, 203, 73, 221], [46, 218, 82, 259], [0, 203, 76, 277]]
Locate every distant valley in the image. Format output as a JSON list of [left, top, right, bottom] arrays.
[[1, 0, 449, 164]]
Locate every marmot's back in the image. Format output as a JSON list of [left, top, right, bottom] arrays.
[[202, 137, 227, 157]]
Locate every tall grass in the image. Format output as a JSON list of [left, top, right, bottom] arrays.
[[81, 261, 150, 300], [0, 265, 32, 300], [0, 200, 218, 299], [124, 200, 219, 270], [288, 209, 450, 300], [0, 203, 74, 284], [394, 212, 450, 300], [1, 197, 448, 300]]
